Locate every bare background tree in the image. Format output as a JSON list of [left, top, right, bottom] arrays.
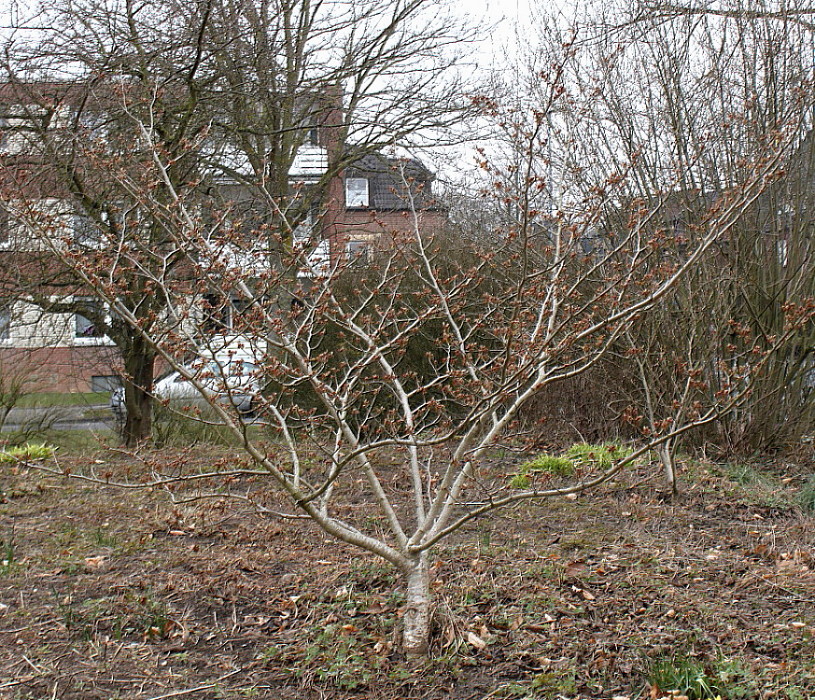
[[0, 0, 473, 445], [501, 0, 815, 477]]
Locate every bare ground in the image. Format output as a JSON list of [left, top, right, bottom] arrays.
[[0, 445, 813, 699]]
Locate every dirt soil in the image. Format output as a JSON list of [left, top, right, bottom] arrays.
[[0, 446, 813, 700]]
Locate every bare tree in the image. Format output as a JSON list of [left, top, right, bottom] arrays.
[[6, 0, 815, 657], [27, 104, 807, 660]]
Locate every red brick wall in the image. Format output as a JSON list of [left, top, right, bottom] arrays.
[[0, 345, 121, 393], [330, 208, 447, 259]]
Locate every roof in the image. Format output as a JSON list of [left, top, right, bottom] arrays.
[[345, 154, 437, 211]]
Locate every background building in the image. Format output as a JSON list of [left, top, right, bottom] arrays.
[[0, 82, 445, 394]]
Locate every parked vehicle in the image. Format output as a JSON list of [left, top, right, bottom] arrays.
[[110, 358, 260, 422]]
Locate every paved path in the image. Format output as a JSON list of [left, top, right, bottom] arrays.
[[1, 404, 115, 432]]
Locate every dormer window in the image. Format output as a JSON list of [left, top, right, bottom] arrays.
[[345, 178, 369, 208]]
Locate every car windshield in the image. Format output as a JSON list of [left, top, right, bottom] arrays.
[[163, 360, 257, 383], [189, 360, 256, 379], [203, 361, 256, 376]]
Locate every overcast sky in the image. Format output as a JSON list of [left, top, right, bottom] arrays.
[[461, 0, 535, 70]]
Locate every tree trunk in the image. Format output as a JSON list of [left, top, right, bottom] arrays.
[[659, 440, 677, 495], [123, 339, 156, 447], [402, 553, 432, 657]]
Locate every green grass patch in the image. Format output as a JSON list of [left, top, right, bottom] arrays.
[[301, 624, 378, 690], [521, 453, 575, 476], [0, 535, 17, 575], [0, 442, 55, 463], [511, 442, 632, 488], [57, 591, 174, 641], [151, 404, 266, 448], [15, 392, 110, 408], [720, 463, 793, 510], [648, 654, 723, 699], [646, 653, 799, 700], [798, 475, 815, 513], [529, 670, 577, 698], [565, 442, 632, 468], [41, 429, 114, 451]]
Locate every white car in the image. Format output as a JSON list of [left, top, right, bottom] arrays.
[[110, 359, 260, 420]]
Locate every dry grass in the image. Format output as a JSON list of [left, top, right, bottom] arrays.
[[0, 445, 813, 699]]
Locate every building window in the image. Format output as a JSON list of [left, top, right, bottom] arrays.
[[77, 111, 107, 139], [202, 294, 229, 333], [75, 300, 103, 338], [347, 239, 370, 265], [293, 211, 314, 245], [0, 207, 9, 246], [91, 375, 121, 392], [0, 303, 10, 340], [345, 178, 369, 208], [777, 238, 789, 268], [202, 295, 254, 333], [73, 208, 119, 249], [73, 213, 102, 248]]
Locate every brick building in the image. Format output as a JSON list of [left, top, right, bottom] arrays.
[[0, 83, 445, 394]]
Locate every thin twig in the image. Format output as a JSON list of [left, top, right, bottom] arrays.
[[22, 655, 45, 674]]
